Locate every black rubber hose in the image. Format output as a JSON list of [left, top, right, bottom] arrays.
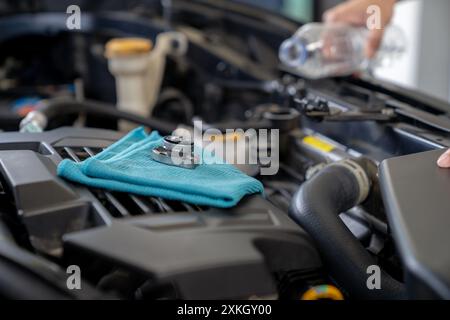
[[0, 109, 22, 131], [289, 162, 406, 299], [38, 98, 178, 135]]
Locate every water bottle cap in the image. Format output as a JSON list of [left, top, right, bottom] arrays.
[[279, 38, 308, 67]]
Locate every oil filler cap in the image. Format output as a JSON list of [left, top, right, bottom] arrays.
[[151, 135, 198, 169]]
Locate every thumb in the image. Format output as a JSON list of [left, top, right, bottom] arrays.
[[365, 28, 384, 59], [437, 149, 450, 168]]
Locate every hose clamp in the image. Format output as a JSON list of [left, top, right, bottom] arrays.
[[19, 110, 47, 133]]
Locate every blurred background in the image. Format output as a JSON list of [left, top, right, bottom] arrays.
[[238, 0, 450, 103], [0, 0, 448, 103]]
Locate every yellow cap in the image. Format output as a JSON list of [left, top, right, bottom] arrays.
[[205, 132, 243, 142], [105, 38, 153, 58], [301, 285, 344, 300]]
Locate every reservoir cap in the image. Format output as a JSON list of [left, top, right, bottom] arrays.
[[105, 37, 153, 58]]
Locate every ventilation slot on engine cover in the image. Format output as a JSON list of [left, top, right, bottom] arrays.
[[56, 146, 205, 218]]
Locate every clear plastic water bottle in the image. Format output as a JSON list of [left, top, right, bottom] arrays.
[[279, 23, 406, 79]]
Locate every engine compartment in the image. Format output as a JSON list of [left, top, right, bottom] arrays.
[[0, 2, 450, 300]]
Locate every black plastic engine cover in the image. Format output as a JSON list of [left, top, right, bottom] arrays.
[[0, 127, 321, 299], [380, 149, 450, 299]]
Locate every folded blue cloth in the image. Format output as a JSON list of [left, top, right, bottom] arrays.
[[57, 127, 264, 208]]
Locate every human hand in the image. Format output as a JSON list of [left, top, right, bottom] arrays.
[[323, 0, 397, 58], [437, 149, 450, 168]]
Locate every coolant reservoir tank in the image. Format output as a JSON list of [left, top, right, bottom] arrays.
[[105, 38, 153, 130], [105, 33, 188, 131]]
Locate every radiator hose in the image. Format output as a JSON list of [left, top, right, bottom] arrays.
[[19, 98, 178, 135], [289, 159, 406, 299]]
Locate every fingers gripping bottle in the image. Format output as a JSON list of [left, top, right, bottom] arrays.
[[279, 23, 405, 79]]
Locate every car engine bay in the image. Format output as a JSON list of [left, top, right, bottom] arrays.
[[0, 1, 450, 300]]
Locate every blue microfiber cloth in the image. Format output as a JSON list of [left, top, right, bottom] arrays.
[[57, 127, 264, 208]]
